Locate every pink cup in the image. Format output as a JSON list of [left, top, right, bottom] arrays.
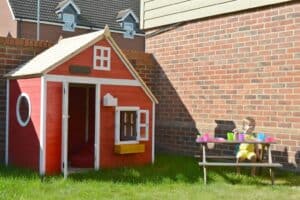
[[238, 134, 245, 142]]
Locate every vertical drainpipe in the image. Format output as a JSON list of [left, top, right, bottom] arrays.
[[37, 0, 40, 40]]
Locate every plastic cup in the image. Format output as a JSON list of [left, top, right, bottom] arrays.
[[238, 133, 245, 142], [257, 132, 265, 141], [227, 132, 234, 141]]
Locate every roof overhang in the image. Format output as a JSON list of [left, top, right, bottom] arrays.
[[116, 9, 139, 23], [55, 0, 81, 15]]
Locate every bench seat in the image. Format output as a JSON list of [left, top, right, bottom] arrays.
[[198, 162, 282, 167]]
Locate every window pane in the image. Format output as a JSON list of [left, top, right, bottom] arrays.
[[19, 97, 29, 122], [120, 111, 136, 141], [140, 127, 146, 139], [96, 49, 101, 57], [96, 59, 101, 67], [103, 49, 108, 57], [103, 60, 108, 68]]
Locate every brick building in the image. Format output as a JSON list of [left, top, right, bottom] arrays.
[[140, 0, 300, 168], [0, 0, 144, 51]]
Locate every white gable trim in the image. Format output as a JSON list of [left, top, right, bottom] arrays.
[[117, 9, 139, 23], [55, 0, 81, 15], [105, 33, 158, 103], [6, 0, 16, 20]]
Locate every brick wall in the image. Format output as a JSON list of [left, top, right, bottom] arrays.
[[0, 37, 51, 162], [145, 2, 300, 168]]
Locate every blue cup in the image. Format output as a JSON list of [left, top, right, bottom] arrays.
[[257, 133, 265, 141]]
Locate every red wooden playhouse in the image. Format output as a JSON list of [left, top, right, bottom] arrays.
[[5, 26, 158, 177]]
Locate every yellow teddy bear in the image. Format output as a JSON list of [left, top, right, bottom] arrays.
[[233, 117, 257, 176]]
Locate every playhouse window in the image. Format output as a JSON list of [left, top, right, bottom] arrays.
[[120, 111, 137, 141], [16, 93, 31, 127], [115, 107, 150, 144], [93, 46, 111, 71]]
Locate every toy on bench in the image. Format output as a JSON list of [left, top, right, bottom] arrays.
[[233, 117, 262, 176]]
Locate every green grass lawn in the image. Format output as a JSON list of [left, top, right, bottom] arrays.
[[0, 154, 299, 200]]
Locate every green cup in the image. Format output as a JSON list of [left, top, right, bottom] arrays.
[[227, 132, 234, 141]]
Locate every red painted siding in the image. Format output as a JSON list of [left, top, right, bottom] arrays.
[[9, 78, 41, 171], [49, 39, 135, 80], [45, 82, 62, 175], [100, 85, 153, 168]]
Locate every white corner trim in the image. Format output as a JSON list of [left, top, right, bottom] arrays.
[[95, 84, 100, 170], [14, 18, 145, 36], [6, 0, 16, 20], [152, 102, 155, 164], [39, 76, 47, 175], [117, 9, 139, 23], [5, 80, 10, 165], [55, 0, 81, 15]]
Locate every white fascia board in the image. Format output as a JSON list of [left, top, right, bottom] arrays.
[[45, 75, 141, 86]]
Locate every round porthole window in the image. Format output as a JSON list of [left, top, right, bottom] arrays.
[[16, 93, 31, 127]]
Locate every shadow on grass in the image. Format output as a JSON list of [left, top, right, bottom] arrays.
[[1, 154, 299, 186]]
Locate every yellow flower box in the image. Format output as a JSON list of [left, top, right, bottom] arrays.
[[114, 143, 145, 154]]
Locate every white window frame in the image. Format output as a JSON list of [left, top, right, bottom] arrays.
[[123, 22, 135, 39], [115, 106, 150, 145], [115, 106, 139, 145], [62, 13, 76, 32], [138, 110, 149, 141], [93, 46, 111, 71], [16, 93, 31, 127]]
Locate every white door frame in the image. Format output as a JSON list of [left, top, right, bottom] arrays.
[[61, 81, 100, 177], [62, 81, 69, 178]]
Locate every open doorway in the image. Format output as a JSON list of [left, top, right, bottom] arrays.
[[68, 84, 95, 170]]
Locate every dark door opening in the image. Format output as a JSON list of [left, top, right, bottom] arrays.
[[68, 84, 95, 168]]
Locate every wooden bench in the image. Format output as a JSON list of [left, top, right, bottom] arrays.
[[196, 141, 282, 185]]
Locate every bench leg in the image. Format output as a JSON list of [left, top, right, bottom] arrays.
[[203, 166, 207, 185], [269, 168, 274, 185]]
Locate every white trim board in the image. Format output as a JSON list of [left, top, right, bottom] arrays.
[[95, 84, 100, 170], [39, 76, 47, 175], [61, 81, 69, 178], [15, 18, 145, 36], [45, 75, 141, 86], [5, 80, 10, 165]]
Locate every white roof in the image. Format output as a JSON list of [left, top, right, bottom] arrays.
[[6, 29, 105, 78]]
